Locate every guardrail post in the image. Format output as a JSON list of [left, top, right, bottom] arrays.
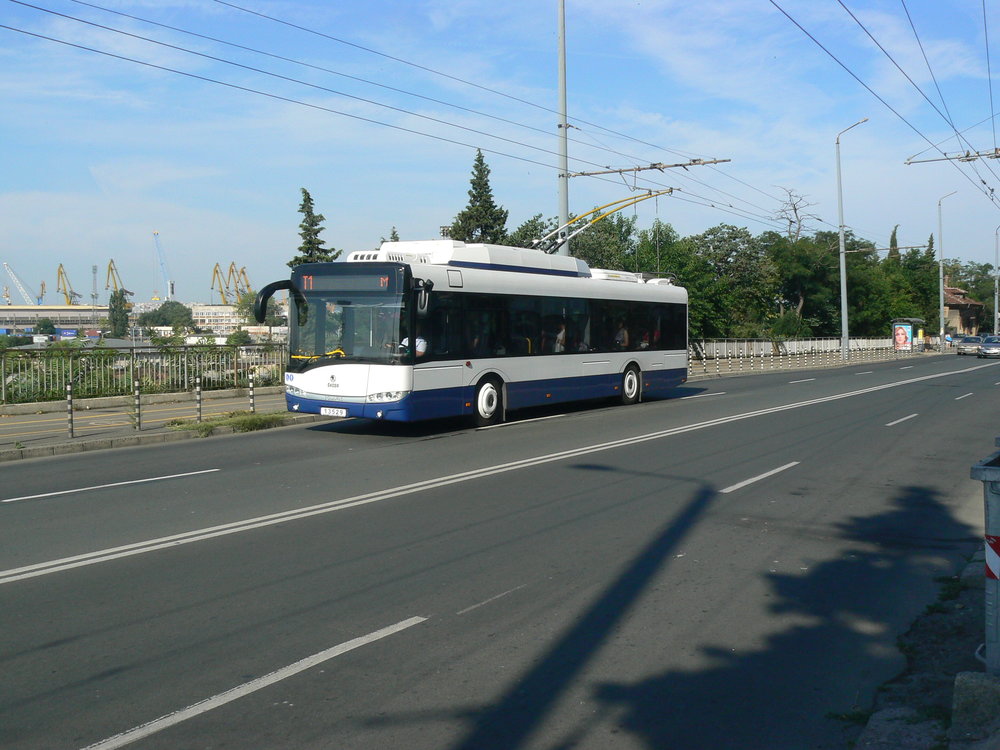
[[971, 442, 1000, 676], [196, 376, 203, 422], [249, 375, 256, 414], [66, 383, 74, 438], [133, 379, 141, 431]]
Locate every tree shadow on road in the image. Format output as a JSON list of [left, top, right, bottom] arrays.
[[587, 485, 978, 750]]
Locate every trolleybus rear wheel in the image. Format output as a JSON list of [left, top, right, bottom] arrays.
[[474, 376, 504, 427]]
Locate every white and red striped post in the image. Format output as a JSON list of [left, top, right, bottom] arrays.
[[971, 441, 1000, 675]]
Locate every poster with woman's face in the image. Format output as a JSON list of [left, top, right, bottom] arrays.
[[893, 324, 912, 351]]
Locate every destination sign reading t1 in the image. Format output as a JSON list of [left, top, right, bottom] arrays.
[[296, 271, 399, 293]]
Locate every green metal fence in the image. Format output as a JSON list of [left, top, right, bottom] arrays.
[[1, 345, 288, 404]]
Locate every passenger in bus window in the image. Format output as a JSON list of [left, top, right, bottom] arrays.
[[614, 320, 629, 350], [553, 321, 566, 353]]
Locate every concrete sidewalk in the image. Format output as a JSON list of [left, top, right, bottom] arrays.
[[0, 387, 330, 462]]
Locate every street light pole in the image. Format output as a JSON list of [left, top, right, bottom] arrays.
[[995, 225, 999, 335], [837, 117, 868, 361], [938, 191, 957, 351]]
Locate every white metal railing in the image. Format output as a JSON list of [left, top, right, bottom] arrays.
[[686, 337, 927, 379], [1, 344, 288, 404]]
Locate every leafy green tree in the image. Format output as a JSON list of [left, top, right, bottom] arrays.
[[226, 328, 253, 346], [36, 318, 56, 335], [108, 289, 130, 337], [571, 213, 638, 271], [687, 224, 778, 337], [507, 214, 556, 249], [137, 300, 194, 330], [449, 150, 508, 243], [288, 188, 340, 268], [234, 290, 282, 326], [763, 231, 837, 335], [0, 334, 31, 348]]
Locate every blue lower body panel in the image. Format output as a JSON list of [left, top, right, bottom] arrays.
[[286, 367, 687, 423]]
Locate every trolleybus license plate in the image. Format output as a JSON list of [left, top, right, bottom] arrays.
[[321, 407, 348, 417]]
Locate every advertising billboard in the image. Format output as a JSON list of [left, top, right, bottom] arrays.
[[893, 323, 912, 351]]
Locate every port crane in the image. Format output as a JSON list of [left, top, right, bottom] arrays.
[[210, 263, 231, 305], [105, 259, 133, 296], [56, 264, 82, 305], [151, 231, 174, 300], [3, 262, 42, 305], [226, 262, 253, 298]]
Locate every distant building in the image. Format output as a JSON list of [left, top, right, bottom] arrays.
[[0, 304, 107, 335], [945, 286, 985, 336]]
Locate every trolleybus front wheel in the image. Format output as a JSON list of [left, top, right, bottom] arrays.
[[621, 365, 641, 405], [474, 376, 504, 427]]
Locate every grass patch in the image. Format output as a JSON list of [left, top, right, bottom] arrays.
[[167, 411, 289, 437], [934, 575, 964, 601]]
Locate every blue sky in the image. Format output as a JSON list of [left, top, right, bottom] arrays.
[[3, 0, 1000, 304]]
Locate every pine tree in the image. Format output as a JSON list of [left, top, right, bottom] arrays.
[[887, 224, 900, 263], [449, 150, 509, 244], [288, 188, 341, 268], [108, 289, 130, 337]]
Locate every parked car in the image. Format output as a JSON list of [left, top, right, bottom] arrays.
[[978, 336, 1000, 359], [956, 335, 983, 355]]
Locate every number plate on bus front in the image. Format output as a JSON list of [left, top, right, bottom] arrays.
[[321, 407, 348, 417]]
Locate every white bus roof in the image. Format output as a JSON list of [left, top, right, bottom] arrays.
[[348, 240, 592, 278], [344, 240, 685, 302]]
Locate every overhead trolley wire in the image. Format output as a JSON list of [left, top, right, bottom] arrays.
[[12, 1, 646, 177], [210, 0, 734, 167], [770, 0, 1000, 208], [983, 0, 997, 150], [41, 0, 793, 225], [837, 0, 1000, 190], [62, 0, 652, 170]]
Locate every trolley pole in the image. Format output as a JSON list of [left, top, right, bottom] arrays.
[[971, 441, 1000, 676]]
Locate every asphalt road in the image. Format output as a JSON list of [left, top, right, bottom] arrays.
[[1, 355, 997, 750]]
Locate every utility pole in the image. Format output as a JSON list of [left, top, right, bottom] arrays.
[[556, 0, 570, 256], [938, 192, 957, 351], [836, 117, 868, 362]]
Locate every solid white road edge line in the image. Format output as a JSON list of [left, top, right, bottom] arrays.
[[885, 413, 919, 427], [955, 393, 974, 400], [3, 361, 997, 586], [719, 462, 800, 494], [2, 470, 221, 504], [679, 392, 726, 399], [79, 616, 427, 750], [789, 378, 816, 383]]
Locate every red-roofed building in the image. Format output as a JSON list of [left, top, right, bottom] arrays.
[[945, 286, 985, 335]]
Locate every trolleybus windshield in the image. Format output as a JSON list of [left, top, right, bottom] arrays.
[[288, 266, 409, 370]]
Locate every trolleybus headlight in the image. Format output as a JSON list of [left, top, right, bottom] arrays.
[[367, 390, 409, 403], [286, 384, 305, 396]]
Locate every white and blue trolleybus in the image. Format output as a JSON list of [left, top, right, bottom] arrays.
[[254, 240, 688, 426]]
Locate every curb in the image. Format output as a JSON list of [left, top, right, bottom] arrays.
[[0, 413, 332, 463]]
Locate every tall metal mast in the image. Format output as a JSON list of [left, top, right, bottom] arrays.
[[556, 0, 570, 256]]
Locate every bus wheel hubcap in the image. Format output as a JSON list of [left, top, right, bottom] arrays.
[[479, 385, 497, 417]]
